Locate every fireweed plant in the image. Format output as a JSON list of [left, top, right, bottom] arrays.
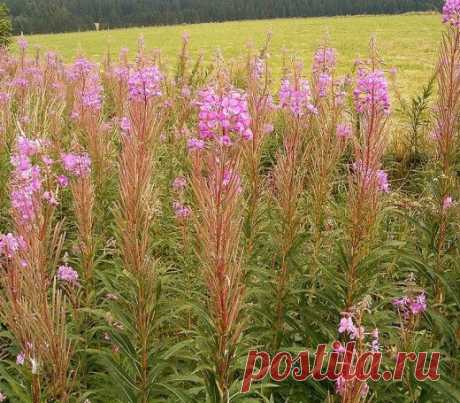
[[0, 5, 459, 402], [187, 82, 251, 401]]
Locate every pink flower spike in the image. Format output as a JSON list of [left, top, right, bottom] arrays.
[[443, 196, 454, 210], [354, 69, 390, 115], [338, 316, 356, 336], [443, 0, 460, 27], [377, 170, 390, 193], [17, 36, 28, 50], [57, 264, 79, 285]]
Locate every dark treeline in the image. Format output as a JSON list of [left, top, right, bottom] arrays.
[[5, 0, 443, 34]]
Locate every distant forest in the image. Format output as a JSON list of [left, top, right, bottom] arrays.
[[4, 0, 443, 34]]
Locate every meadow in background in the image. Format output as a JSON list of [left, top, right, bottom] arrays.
[[0, 4, 458, 403], [21, 13, 441, 96]]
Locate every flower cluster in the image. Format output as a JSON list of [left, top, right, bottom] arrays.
[[250, 57, 265, 80], [172, 176, 187, 191], [336, 123, 352, 139], [128, 66, 163, 101], [68, 58, 94, 79], [335, 315, 379, 398], [112, 66, 130, 83], [393, 293, 427, 318], [352, 160, 390, 193], [313, 47, 336, 73], [279, 78, 317, 117], [354, 69, 390, 115], [187, 137, 205, 151], [172, 201, 191, 220], [17, 36, 28, 50], [61, 153, 91, 177], [57, 264, 79, 285], [79, 79, 103, 111], [10, 137, 45, 224], [68, 58, 103, 116], [443, 0, 460, 28], [317, 73, 332, 97], [0, 233, 25, 258], [195, 87, 253, 142], [338, 314, 363, 340]]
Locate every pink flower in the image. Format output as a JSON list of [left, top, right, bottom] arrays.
[[0, 391, 6, 402], [393, 293, 427, 318], [172, 176, 187, 191], [443, 196, 454, 210], [332, 341, 346, 354], [196, 87, 253, 142], [338, 316, 356, 336], [410, 293, 427, 315], [61, 153, 91, 177], [250, 57, 265, 79], [16, 351, 25, 365], [57, 264, 79, 285], [377, 170, 390, 193], [173, 201, 191, 220], [443, 0, 460, 27], [354, 69, 390, 115], [0, 92, 10, 104], [222, 169, 242, 193], [430, 129, 441, 141], [128, 66, 163, 101], [218, 135, 233, 146], [279, 78, 317, 117], [17, 36, 28, 50], [360, 382, 369, 397], [263, 124, 274, 134], [336, 123, 352, 139], [42, 155, 54, 166], [187, 138, 205, 151], [313, 47, 336, 73], [181, 86, 191, 98], [43, 191, 59, 206], [17, 136, 40, 157], [335, 376, 346, 395], [0, 233, 26, 258], [318, 73, 332, 97], [57, 175, 69, 188], [371, 328, 380, 352], [353, 161, 390, 193], [120, 117, 131, 132]]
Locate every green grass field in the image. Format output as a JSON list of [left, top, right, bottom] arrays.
[[23, 13, 442, 95]]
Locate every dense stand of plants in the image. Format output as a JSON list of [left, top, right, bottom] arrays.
[[0, 4, 459, 403]]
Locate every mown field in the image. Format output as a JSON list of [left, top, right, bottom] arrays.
[[22, 13, 442, 95]]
